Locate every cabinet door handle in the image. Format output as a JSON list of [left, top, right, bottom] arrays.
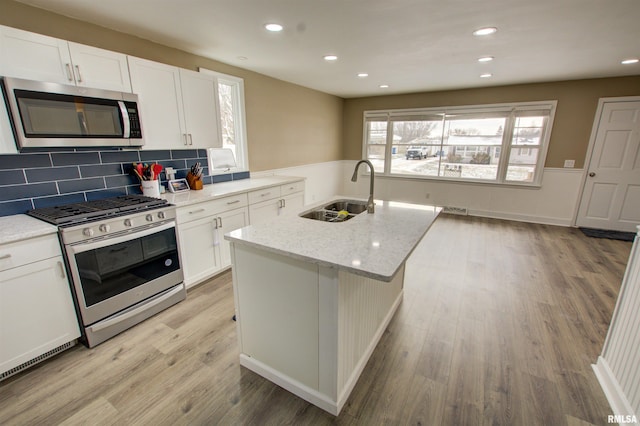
[[226, 200, 241, 205], [74, 65, 83, 83], [188, 134, 193, 145], [57, 261, 66, 279], [189, 208, 206, 214], [217, 217, 223, 228], [0, 253, 11, 260], [183, 134, 188, 145], [65, 63, 74, 81]]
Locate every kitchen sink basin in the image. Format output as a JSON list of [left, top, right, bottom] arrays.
[[299, 199, 368, 223], [323, 200, 368, 214]]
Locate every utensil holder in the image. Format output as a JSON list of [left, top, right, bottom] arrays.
[[141, 179, 161, 197], [186, 172, 203, 190]]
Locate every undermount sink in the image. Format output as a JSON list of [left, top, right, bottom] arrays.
[[299, 199, 368, 223], [323, 200, 368, 215]]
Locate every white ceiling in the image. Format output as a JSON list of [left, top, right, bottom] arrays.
[[15, 0, 640, 98]]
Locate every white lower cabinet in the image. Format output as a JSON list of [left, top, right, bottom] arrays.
[[176, 194, 249, 288], [0, 234, 80, 378], [248, 182, 305, 225]]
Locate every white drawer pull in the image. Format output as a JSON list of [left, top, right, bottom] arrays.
[[227, 200, 241, 205], [189, 208, 206, 214], [261, 192, 271, 197], [0, 254, 11, 260]]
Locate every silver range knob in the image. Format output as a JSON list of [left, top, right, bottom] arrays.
[[99, 224, 110, 233], [124, 218, 132, 227], [82, 228, 94, 237], [157, 211, 166, 219], [146, 214, 154, 222]]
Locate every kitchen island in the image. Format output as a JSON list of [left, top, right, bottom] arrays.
[[225, 197, 440, 415]]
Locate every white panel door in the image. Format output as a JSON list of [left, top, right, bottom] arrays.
[[577, 99, 640, 232]]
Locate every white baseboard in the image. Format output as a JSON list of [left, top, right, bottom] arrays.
[[592, 357, 637, 421], [468, 209, 574, 227]]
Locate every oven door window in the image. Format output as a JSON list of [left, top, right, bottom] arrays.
[[73, 227, 180, 307]]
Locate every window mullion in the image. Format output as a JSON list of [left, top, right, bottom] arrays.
[[497, 112, 516, 183], [384, 117, 393, 175]]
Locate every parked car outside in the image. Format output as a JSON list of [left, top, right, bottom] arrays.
[[406, 146, 429, 159]]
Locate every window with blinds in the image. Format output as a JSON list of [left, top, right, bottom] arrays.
[[363, 101, 557, 186]]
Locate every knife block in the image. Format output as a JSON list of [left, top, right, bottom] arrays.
[[186, 172, 203, 190]]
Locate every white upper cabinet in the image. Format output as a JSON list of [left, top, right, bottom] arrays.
[[66, 42, 131, 92], [0, 25, 131, 92], [179, 68, 221, 148], [129, 56, 221, 149], [128, 56, 185, 149]]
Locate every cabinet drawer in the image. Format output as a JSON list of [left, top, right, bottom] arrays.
[[280, 180, 304, 196], [176, 194, 248, 223], [0, 234, 61, 272], [248, 187, 281, 204]]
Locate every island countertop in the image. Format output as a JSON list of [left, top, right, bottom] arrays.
[[225, 197, 441, 282]]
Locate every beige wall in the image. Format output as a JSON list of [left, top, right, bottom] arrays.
[[0, 0, 344, 172], [343, 77, 640, 168]]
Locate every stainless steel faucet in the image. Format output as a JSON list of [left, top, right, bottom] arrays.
[[351, 159, 375, 213]]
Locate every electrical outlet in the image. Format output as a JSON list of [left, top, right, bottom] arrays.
[[564, 159, 575, 168]]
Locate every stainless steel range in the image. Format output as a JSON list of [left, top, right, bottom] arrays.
[[28, 195, 185, 348]]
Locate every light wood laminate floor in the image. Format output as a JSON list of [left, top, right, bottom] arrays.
[[0, 215, 633, 425]]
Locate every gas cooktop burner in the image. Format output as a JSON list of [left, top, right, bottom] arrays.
[[27, 195, 168, 225]]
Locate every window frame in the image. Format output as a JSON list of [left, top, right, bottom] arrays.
[[199, 68, 249, 173], [362, 101, 557, 187]]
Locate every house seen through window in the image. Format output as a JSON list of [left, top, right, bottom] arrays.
[[364, 101, 557, 186]]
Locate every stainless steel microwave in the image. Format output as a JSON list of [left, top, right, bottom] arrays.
[[1, 77, 144, 149]]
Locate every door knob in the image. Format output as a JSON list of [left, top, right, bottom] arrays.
[[588, 172, 596, 177]]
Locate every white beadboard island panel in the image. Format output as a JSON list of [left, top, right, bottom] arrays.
[[593, 226, 640, 421], [227, 196, 438, 414]]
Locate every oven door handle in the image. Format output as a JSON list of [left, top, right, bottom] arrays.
[[88, 285, 184, 333], [70, 221, 176, 254]]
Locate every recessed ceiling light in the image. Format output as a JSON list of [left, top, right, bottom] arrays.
[[473, 27, 497, 36], [478, 56, 494, 62], [480, 73, 493, 78], [265, 23, 283, 32], [357, 73, 369, 78], [379, 84, 389, 88], [323, 55, 338, 61], [621, 58, 639, 65]]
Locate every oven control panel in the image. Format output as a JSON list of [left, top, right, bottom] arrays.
[[61, 207, 177, 245]]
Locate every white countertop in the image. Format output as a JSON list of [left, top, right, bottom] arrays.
[[225, 197, 441, 282], [0, 214, 59, 245], [161, 176, 305, 207]]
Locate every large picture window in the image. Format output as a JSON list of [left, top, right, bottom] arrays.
[[363, 101, 556, 186]]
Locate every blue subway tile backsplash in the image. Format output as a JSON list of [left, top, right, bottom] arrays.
[[0, 148, 249, 217]]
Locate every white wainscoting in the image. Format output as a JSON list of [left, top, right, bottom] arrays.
[[340, 162, 584, 227], [593, 227, 640, 422], [251, 161, 346, 206], [255, 161, 585, 226]]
